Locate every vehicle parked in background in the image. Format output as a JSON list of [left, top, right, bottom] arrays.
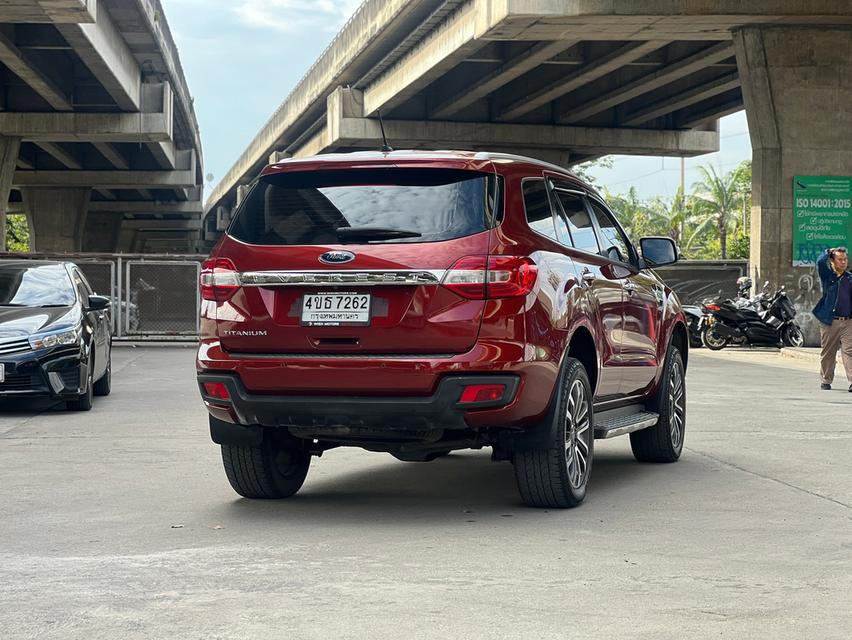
[[0, 261, 112, 410], [682, 304, 708, 349], [196, 150, 689, 508]]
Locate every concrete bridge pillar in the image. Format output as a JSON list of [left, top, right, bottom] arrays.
[[0, 135, 22, 252], [734, 25, 852, 345], [83, 212, 123, 253], [21, 187, 92, 253]]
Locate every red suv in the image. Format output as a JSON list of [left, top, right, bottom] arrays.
[[197, 151, 688, 508]]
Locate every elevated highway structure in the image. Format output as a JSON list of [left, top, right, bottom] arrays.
[[0, 0, 203, 253], [205, 0, 852, 346]]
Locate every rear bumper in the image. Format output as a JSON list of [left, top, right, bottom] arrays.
[[196, 339, 559, 434], [198, 372, 520, 433]]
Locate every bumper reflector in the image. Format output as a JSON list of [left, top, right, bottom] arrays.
[[203, 382, 231, 400], [459, 384, 506, 404]]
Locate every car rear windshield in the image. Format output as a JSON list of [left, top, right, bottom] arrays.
[[0, 264, 75, 307], [228, 168, 498, 245]]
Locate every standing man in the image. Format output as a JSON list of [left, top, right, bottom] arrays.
[[813, 247, 852, 390]]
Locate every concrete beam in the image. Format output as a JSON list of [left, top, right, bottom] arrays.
[[313, 116, 720, 158], [497, 40, 669, 121], [0, 108, 172, 143], [34, 142, 81, 170], [623, 72, 741, 126], [556, 42, 735, 123], [0, 30, 73, 111], [13, 169, 196, 189], [121, 219, 202, 231], [88, 200, 203, 214], [56, 3, 142, 111], [430, 39, 581, 119], [675, 97, 744, 129], [1, 0, 96, 24], [92, 142, 129, 170], [363, 1, 485, 117]]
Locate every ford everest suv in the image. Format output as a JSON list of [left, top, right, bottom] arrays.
[[197, 151, 688, 508]]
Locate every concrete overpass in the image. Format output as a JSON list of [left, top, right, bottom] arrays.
[[204, 0, 852, 339], [0, 0, 204, 254]]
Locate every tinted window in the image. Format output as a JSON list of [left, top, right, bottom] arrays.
[[0, 264, 75, 307], [590, 200, 632, 263], [229, 168, 494, 245], [522, 179, 556, 239], [555, 191, 598, 253]]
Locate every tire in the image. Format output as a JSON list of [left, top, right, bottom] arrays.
[[513, 357, 594, 509], [67, 366, 94, 411], [702, 326, 728, 351], [221, 431, 311, 499], [93, 350, 111, 396], [630, 347, 686, 463], [782, 325, 804, 348]]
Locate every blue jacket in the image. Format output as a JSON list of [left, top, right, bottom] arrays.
[[813, 250, 851, 325]]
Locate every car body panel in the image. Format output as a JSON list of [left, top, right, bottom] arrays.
[[197, 150, 687, 437]]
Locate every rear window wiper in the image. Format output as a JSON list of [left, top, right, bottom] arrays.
[[335, 227, 422, 241]]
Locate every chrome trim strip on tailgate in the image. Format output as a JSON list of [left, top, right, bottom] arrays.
[[239, 270, 446, 287]]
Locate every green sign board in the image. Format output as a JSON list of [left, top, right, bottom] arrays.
[[793, 176, 852, 266]]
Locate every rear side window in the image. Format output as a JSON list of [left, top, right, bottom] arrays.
[[229, 168, 496, 245], [522, 179, 557, 239]]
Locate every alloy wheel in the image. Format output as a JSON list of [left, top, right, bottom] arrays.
[[668, 360, 685, 450], [565, 379, 591, 489]]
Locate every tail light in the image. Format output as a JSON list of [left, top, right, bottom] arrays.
[[442, 256, 538, 300], [703, 303, 721, 312], [200, 258, 240, 301]]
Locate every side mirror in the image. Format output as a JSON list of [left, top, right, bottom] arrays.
[[87, 295, 111, 312], [639, 237, 678, 267]]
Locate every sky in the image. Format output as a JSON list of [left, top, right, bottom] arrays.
[[161, 0, 752, 204]]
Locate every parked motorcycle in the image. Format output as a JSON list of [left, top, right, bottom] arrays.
[[682, 305, 708, 349], [702, 285, 804, 350]]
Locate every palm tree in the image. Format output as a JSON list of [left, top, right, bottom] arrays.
[[690, 164, 750, 259], [603, 186, 653, 240]]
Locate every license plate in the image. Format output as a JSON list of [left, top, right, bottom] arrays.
[[0, 363, 4, 383], [301, 292, 371, 327]]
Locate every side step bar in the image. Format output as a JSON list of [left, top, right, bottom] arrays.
[[594, 411, 659, 439]]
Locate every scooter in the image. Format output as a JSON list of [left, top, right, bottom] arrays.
[[702, 286, 804, 350]]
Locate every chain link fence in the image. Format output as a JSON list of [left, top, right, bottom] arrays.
[[0, 253, 205, 340]]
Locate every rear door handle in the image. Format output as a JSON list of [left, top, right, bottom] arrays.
[[581, 269, 596, 283], [623, 281, 637, 295]]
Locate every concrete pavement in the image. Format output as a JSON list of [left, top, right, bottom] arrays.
[[0, 346, 850, 639]]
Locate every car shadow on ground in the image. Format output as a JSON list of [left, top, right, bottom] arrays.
[[0, 398, 66, 417], [218, 449, 697, 524]]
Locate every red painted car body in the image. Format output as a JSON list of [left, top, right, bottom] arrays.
[[197, 150, 688, 502]]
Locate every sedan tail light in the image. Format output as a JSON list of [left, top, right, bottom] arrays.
[[442, 256, 538, 300], [200, 258, 240, 301]]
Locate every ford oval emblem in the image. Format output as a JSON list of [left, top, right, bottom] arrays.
[[319, 250, 355, 265]]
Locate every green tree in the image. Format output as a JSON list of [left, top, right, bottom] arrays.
[[4, 214, 29, 252], [603, 186, 653, 240], [690, 163, 750, 259], [572, 156, 614, 187]]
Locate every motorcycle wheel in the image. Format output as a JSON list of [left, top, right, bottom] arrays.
[[702, 326, 729, 351], [782, 325, 805, 348]]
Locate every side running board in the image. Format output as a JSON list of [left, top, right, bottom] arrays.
[[594, 411, 659, 439]]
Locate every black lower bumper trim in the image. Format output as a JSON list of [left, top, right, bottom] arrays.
[[197, 373, 520, 433]]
